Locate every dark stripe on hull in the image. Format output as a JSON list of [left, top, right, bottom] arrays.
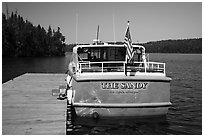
[[73, 102, 172, 108]]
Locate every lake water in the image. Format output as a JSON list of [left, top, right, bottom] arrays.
[[2, 53, 202, 135]]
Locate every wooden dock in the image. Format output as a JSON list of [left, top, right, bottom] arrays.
[[2, 73, 67, 135]]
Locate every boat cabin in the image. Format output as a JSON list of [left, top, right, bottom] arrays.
[[77, 45, 144, 62], [70, 43, 165, 76]]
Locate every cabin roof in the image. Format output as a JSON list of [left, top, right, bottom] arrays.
[[73, 43, 145, 53]]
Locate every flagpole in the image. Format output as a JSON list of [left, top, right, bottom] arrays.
[[113, 13, 116, 43], [76, 13, 78, 45], [125, 21, 130, 63], [96, 25, 99, 44]]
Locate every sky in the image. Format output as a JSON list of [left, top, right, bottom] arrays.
[[2, 2, 202, 44]]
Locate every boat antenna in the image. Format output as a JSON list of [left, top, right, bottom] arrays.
[[75, 13, 78, 45], [96, 25, 100, 44], [113, 13, 116, 43]]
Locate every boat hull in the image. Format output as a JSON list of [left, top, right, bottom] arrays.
[[71, 75, 171, 117]]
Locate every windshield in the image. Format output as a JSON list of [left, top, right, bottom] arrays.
[[77, 47, 126, 62]]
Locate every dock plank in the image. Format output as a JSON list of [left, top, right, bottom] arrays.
[[2, 73, 67, 135]]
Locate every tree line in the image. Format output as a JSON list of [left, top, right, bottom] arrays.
[[66, 38, 202, 54], [2, 12, 66, 57], [141, 38, 202, 53]]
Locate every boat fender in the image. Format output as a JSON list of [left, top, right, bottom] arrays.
[[67, 89, 73, 104], [66, 74, 72, 89]]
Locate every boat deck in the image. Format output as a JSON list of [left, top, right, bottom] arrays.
[[2, 73, 67, 135]]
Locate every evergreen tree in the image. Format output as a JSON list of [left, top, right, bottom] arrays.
[[2, 12, 66, 57]]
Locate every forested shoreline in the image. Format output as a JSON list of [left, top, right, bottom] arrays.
[[2, 12, 66, 57], [142, 38, 202, 53]]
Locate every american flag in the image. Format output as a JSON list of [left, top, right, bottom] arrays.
[[124, 21, 134, 63]]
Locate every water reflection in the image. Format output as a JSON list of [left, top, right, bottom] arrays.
[[67, 115, 170, 135], [2, 53, 71, 83]]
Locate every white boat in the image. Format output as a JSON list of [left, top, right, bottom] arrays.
[[66, 22, 172, 118]]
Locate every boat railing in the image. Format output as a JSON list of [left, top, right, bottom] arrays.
[[78, 61, 125, 73], [78, 61, 165, 75]]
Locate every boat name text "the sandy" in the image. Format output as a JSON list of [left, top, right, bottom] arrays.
[[101, 82, 148, 90]]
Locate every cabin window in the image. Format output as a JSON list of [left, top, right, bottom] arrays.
[[90, 48, 100, 60], [79, 53, 88, 60], [132, 47, 143, 62], [77, 47, 126, 62]]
